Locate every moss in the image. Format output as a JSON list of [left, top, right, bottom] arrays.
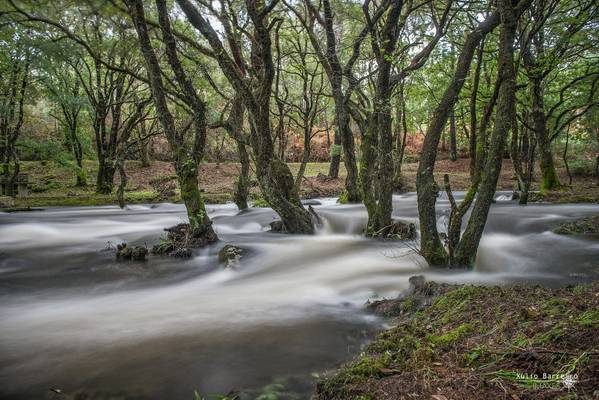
[[429, 323, 473, 347], [320, 353, 392, 396]]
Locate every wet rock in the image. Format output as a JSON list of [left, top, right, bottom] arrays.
[[0, 196, 15, 208], [218, 244, 244, 268], [269, 220, 285, 232], [116, 243, 148, 261]]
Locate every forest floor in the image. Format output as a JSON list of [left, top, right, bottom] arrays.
[[3, 157, 598, 208], [317, 278, 599, 400]]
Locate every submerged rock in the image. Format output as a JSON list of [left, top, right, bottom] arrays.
[[116, 243, 148, 261], [218, 244, 245, 268]]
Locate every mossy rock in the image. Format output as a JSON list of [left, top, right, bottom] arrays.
[[218, 244, 245, 268], [116, 243, 148, 261], [553, 216, 599, 235]]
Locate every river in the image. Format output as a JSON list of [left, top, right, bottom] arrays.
[[1, 192, 598, 399]]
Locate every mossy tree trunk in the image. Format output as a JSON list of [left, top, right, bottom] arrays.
[[452, 0, 519, 266], [416, 0, 530, 266], [530, 75, 560, 192], [224, 96, 250, 211], [1, 55, 29, 197], [126, 0, 216, 239], [327, 115, 341, 178]]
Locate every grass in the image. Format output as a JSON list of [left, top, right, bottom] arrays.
[[317, 282, 599, 400], [7, 160, 343, 208]]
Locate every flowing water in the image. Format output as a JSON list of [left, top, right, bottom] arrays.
[[1, 192, 598, 399]]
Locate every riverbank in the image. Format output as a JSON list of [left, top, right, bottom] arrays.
[[317, 278, 599, 400], [5, 158, 597, 208]]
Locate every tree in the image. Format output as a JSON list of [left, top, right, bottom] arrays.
[[0, 25, 30, 197], [416, 0, 530, 266], [124, 0, 218, 242], [176, 0, 315, 233]]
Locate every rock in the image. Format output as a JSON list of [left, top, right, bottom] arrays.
[[0, 196, 15, 208], [269, 220, 285, 232], [409, 275, 426, 291], [116, 243, 148, 261], [218, 244, 244, 268]]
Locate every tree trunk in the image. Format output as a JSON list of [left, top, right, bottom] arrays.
[[138, 120, 151, 167], [234, 140, 250, 210], [449, 108, 458, 161], [335, 95, 360, 202], [127, 0, 216, 240], [327, 119, 341, 178], [453, 0, 519, 266], [96, 158, 115, 194], [176, 0, 314, 233], [415, 0, 529, 265], [531, 75, 560, 191]]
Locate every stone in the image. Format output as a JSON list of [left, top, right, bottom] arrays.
[[218, 244, 244, 268], [116, 243, 148, 261]]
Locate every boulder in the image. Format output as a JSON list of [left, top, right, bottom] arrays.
[[116, 243, 148, 261], [218, 244, 245, 268]]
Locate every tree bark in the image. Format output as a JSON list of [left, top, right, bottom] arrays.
[[453, 0, 519, 266], [416, 0, 530, 265], [449, 107, 458, 161], [126, 0, 216, 239], [176, 0, 314, 233]]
